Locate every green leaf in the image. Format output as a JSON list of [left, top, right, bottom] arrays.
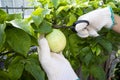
[[80, 46, 93, 65], [95, 45, 101, 56], [97, 37, 112, 53], [25, 58, 45, 80], [36, 20, 52, 33], [8, 19, 35, 37], [6, 13, 22, 21], [6, 28, 31, 56], [56, 5, 72, 15], [81, 46, 91, 54], [0, 23, 6, 50], [91, 44, 101, 56], [51, 0, 60, 8], [32, 7, 51, 26], [67, 13, 77, 26], [42, 7, 51, 15], [75, 8, 83, 15], [32, 15, 44, 27], [8, 56, 24, 80], [107, 2, 117, 8], [69, 34, 82, 56], [90, 65, 106, 80], [30, 36, 38, 46], [0, 70, 9, 80], [0, 9, 7, 23], [81, 65, 89, 80], [84, 52, 92, 65], [32, 7, 44, 15]]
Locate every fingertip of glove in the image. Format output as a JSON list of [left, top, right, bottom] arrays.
[[77, 33, 89, 38], [75, 23, 88, 32]]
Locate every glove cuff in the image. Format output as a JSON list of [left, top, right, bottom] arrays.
[[109, 7, 115, 29], [103, 7, 115, 29], [46, 63, 78, 80]]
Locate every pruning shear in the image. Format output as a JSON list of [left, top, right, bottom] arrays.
[[69, 20, 89, 32], [53, 20, 89, 33]]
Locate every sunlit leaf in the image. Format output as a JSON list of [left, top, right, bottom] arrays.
[[107, 2, 117, 8], [91, 44, 101, 56], [0, 9, 7, 23], [56, 5, 72, 15], [67, 13, 77, 26], [96, 45, 101, 56], [75, 8, 83, 15], [51, 0, 60, 8], [32, 7, 51, 26], [6, 13, 22, 21]]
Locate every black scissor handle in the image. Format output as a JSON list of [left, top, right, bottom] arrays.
[[70, 20, 89, 33], [52, 20, 89, 33], [73, 20, 89, 26]]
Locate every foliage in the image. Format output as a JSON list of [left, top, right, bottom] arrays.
[[0, 0, 120, 80]]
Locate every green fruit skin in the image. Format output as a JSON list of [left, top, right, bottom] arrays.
[[46, 29, 66, 53]]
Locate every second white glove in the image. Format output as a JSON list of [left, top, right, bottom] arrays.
[[75, 7, 115, 38]]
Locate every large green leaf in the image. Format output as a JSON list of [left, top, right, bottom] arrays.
[[8, 19, 35, 37], [0, 23, 6, 50], [25, 58, 45, 80], [6, 28, 31, 56], [8, 56, 24, 80]]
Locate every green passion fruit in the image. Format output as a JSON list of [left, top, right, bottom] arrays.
[[46, 29, 66, 53]]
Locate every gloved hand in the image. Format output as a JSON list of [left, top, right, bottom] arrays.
[[37, 35, 79, 80], [75, 7, 115, 38]]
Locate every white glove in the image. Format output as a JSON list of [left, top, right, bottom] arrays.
[[75, 7, 115, 38], [37, 35, 79, 80]]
